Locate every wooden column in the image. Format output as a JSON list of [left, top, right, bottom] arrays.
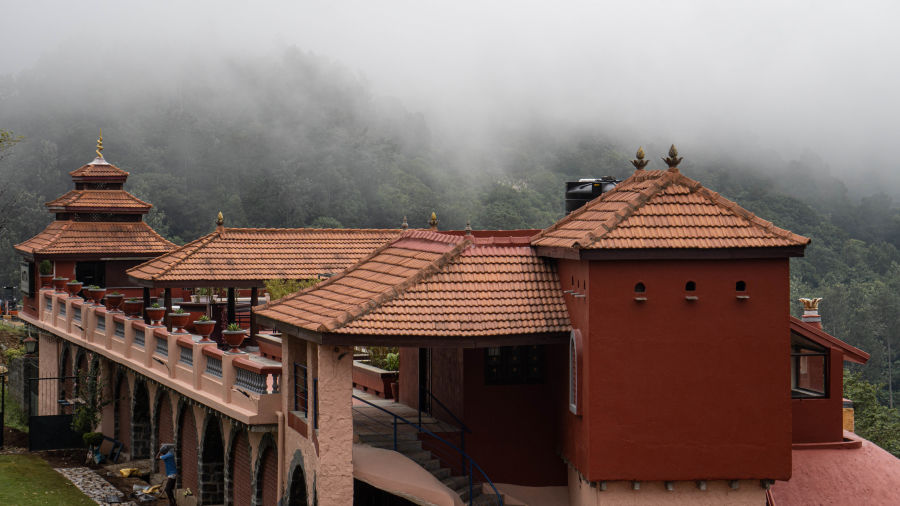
[[227, 287, 236, 325], [143, 287, 151, 324], [164, 288, 172, 332], [249, 286, 259, 345]]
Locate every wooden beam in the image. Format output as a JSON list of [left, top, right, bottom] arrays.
[[164, 288, 172, 332], [227, 287, 236, 325], [142, 287, 151, 324]]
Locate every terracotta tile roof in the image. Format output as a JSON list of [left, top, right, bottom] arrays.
[[68, 158, 130, 179], [790, 317, 870, 364], [255, 230, 570, 337], [532, 169, 810, 250], [45, 190, 152, 213], [14, 220, 176, 257], [126, 228, 405, 285]]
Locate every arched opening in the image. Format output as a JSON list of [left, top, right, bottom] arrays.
[[229, 429, 252, 506], [177, 406, 199, 493], [132, 381, 151, 459], [634, 282, 646, 293], [59, 346, 72, 414], [685, 281, 696, 292], [74, 350, 89, 396], [736, 280, 747, 292], [155, 392, 174, 474], [286, 455, 308, 506], [115, 374, 130, 453], [254, 436, 278, 506], [200, 416, 225, 505]]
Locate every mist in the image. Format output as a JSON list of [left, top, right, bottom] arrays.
[[2, 0, 900, 190]]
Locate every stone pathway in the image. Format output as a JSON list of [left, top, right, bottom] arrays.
[[54, 467, 137, 505]]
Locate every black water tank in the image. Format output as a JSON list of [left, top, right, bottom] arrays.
[[565, 177, 619, 214]]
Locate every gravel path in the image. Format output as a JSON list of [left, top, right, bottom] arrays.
[[55, 467, 137, 505]]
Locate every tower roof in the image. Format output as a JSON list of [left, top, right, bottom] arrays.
[[45, 189, 152, 214], [532, 169, 810, 255], [14, 220, 175, 259], [68, 157, 130, 181]]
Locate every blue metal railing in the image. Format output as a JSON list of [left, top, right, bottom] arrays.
[[420, 389, 471, 475], [353, 394, 502, 506]]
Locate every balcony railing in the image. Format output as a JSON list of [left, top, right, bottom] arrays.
[[22, 288, 283, 425]]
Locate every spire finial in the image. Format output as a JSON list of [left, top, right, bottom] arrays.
[[799, 297, 822, 311], [465, 220, 472, 236], [401, 216, 408, 230], [96, 129, 104, 158], [631, 146, 649, 170], [216, 211, 224, 227], [429, 211, 438, 231], [662, 144, 683, 171]]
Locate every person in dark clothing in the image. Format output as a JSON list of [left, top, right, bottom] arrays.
[[156, 443, 177, 506]]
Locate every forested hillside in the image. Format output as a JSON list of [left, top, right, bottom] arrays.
[[1, 48, 899, 416]]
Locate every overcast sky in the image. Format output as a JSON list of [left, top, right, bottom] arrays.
[[2, 1, 899, 183]]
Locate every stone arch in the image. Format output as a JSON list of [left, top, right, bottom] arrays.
[[58, 344, 73, 412], [284, 450, 309, 506], [132, 380, 151, 459], [177, 404, 199, 493], [227, 426, 252, 506], [74, 348, 89, 396], [253, 432, 278, 506], [154, 390, 175, 474], [199, 413, 225, 505], [115, 370, 130, 452]]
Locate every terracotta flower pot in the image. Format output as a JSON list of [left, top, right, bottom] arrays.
[[53, 278, 69, 293], [123, 299, 143, 318], [146, 307, 166, 326], [193, 320, 216, 343], [105, 293, 124, 312], [87, 288, 106, 306], [222, 330, 246, 353], [40, 274, 54, 288], [170, 313, 190, 333], [66, 281, 83, 298]]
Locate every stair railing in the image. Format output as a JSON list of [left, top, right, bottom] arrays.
[[421, 388, 471, 475], [353, 394, 503, 506]]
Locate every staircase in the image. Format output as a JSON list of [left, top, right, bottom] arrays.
[[358, 431, 503, 506]]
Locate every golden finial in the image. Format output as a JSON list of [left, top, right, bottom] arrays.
[[428, 212, 438, 231], [465, 220, 472, 236], [216, 212, 224, 227], [401, 216, 408, 230], [662, 144, 683, 170], [96, 129, 104, 158], [799, 298, 822, 311], [631, 146, 649, 170]]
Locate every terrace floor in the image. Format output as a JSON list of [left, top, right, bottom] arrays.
[[351, 389, 458, 437]]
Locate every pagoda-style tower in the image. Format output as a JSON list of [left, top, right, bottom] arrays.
[[15, 135, 175, 315]]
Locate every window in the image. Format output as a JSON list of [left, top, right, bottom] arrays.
[[685, 281, 696, 291], [569, 330, 583, 415], [791, 334, 828, 398], [634, 282, 646, 293], [75, 261, 105, 288], [736, 280, 747, 292], [485, 345, 545, 385], [293, 363, 308, 417]]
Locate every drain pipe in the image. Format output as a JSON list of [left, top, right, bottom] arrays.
[[277, 410, 285, 500]]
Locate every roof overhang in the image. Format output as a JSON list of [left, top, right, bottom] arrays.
[[535, 245, 808, 261], [255, 312, 569, 348], [790, 317, 869, 364], [127, 275, 267, 289]]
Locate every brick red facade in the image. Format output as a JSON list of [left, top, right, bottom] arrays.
[[259, 445, 278, 506], [116, 375, 130, 452], [231, 430, 252, 505], [156, 393, 173, 474], [178, 407, 199, 492]]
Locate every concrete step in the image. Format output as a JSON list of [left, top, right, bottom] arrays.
[[457, 484, 480, 503], [421, 458, 441, 472], [430, 467, 451, 480], [401, 450, 434, 464], [441, 475, 469, 490], [365, 439, 423, 452], [471, 492, 503, 506]]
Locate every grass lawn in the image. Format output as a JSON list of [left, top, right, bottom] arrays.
[[0, 454, 95, 505]]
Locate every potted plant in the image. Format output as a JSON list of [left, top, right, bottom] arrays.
[[193, 314, 216, 343], [87, 285, 106, 306], [123, 297, 143, 318], [146, 303, 166, 326], [105, 291, 124, 312], [222, 323, 246, 353], [169, 307, 190, 334], [66, 279, 83, 298], [39, 260, 54, 288], [53, 276, 69, 293]]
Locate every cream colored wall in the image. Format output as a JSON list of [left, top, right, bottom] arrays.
[[567, 466, 766, 505], [315, 343, 354, 505]]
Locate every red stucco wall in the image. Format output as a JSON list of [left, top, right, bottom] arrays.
[[792, 347, 844, 443], [562, 258, 792, 481]]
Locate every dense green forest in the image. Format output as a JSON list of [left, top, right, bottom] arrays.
[[1, 48, 900, 440]]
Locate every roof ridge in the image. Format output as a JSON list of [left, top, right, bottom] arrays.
[[222, 227, 404, 234], [143, 231, 217, 280], [323, 237, 473, 332]]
